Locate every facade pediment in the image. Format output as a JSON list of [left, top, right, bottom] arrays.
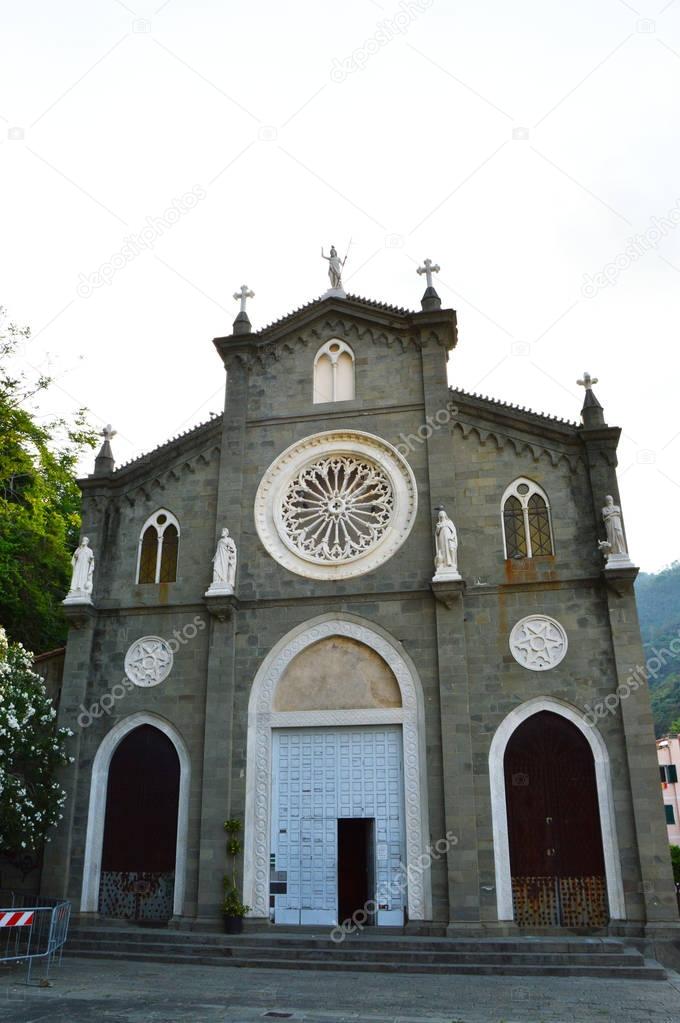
[[213, 293, 457, 370]]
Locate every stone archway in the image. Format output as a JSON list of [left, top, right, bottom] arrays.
[[80, 712, 191, 917], [243, 614, 431, 922], [488, 696, 625, 923]]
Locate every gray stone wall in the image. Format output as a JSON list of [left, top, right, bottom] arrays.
[[46, 298, 676, 931]]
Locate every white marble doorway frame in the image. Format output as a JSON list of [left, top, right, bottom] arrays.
[[243, 613, 432, 921], [488, 696, 625, 922], [80, 712, 191, 917]]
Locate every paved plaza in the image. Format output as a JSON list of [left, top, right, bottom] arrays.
[[0, 957, 679, 1023]]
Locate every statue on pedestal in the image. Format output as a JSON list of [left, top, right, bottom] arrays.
[[321, 245, 346, 292], [64, 537, 94, 604], [598, 495, 635, 569], [206, 527, 237, 595], [433, 507, 461, 580]]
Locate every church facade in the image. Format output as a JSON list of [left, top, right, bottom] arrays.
[[43, 272, 677, 938]]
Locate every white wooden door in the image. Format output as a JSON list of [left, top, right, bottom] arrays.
[[271, 726, 405, 926]]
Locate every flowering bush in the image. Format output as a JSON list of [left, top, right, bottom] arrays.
[[0, 628, 72, 851]]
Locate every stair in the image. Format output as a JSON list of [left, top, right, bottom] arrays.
[[65, 925, 667, 979]]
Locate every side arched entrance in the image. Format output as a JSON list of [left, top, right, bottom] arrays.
[[505, 711, 608, 927], [490, 698, 625, 928], [81, 713, 190, 920], [98, 725, 179, 920]]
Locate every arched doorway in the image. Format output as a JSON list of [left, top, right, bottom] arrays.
[[504, 710, 608, 927], [98, 725, 180, 921], [244, 614, 431, 925]]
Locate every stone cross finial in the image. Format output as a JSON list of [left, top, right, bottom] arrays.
[[417, 258, 440, 289], [101, 424, 117, 442], [577, 371, 598, 391], [233, 284, 255, 314]]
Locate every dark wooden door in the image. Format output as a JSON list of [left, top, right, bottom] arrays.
[[504, 711, 608, 927], [100, 725, 180, 920], [338, 818, 374, 924]]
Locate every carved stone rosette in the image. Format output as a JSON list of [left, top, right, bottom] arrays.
[[254, 431, 417, 580]]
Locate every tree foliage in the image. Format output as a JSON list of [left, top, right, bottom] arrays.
[[635, 562, 680, 736], [0, 629, 72, 851], [0, 308, 97, 652]]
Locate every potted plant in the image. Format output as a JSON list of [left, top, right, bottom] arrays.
[[223, 818, 250, 933]]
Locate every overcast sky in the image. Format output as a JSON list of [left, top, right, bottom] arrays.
[[2, 0, 680, 573]]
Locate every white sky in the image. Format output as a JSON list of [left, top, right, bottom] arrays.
[[2, 0, 680, 573]]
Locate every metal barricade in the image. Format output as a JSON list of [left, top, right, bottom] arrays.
[[0, 891, 71, 984]]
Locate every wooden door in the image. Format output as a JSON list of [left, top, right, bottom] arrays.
[[504, 711, 608, 927], [100, 725, 180, 920]]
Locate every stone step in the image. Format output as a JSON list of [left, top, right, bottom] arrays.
[[67, 936, 643, 967], [65, 947, 667, 979], [67, 926, 628, 956]]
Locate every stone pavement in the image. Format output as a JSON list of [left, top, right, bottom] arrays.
[[0, 957, 679, 1023]]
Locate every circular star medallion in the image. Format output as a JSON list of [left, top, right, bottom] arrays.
[[124, 636, 174, 687], [509, 615, 568, 672]]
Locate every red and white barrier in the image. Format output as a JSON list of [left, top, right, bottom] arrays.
[[0, 911, 34, 927]]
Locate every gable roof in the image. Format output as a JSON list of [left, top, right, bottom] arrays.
[[254, 293, 417, 340], [450, 387, 579, 434], [80, 412, 223, 489]]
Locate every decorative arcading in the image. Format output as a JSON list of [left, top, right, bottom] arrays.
[[227, 317, 443, 371], [119, 444, 221, 506], [246, 619, 428, 921], [452, 420, 582, 471]]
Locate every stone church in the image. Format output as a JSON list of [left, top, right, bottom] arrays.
[[43, 260, 677, 942]]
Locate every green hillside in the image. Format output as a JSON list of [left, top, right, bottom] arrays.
[[635, 561, 680, 737]]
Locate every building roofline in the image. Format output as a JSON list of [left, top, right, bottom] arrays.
[[80, 412, 223, 486], [252, 293, 417, 339], [34, 646, 66, 662], [450, 387, 579, 431]]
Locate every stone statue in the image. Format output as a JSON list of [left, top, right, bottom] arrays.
[[207, 527, 237, 594], [321, 245, 345, 291], [433, 508, 461, 579], [65, 537, 94, 602], [598, 495, 634, 569], [601, 495, 627, 555]]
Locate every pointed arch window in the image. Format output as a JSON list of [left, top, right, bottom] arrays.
[[136, 510, 180, 583], [501, 479, 553, 558], [313, 339, 355, 404]]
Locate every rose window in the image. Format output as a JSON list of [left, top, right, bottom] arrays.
[[255, 430, 417, 581], [280, 455, 394, 563]]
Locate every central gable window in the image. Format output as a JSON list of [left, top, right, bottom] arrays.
[[313, 339, 355, 403]]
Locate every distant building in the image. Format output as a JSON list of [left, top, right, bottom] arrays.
[[657, 735, 680, 845]]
